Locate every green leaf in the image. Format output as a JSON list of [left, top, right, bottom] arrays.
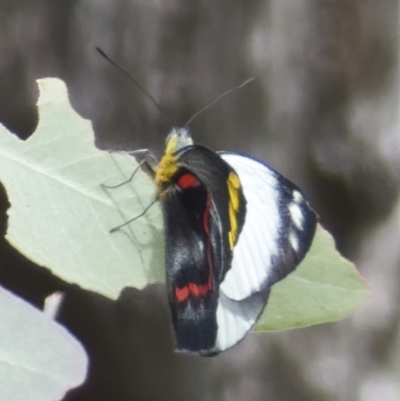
[[0, 286, 87, 401], [0, 78, 367, 329], [254, 225, 368, 331], [0, 78, 164, 299]]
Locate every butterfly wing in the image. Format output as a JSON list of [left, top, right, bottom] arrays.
[[161, 146, 246, 355], [162, 178, 221, 353], [158, 137, 316, 355], [214, 153, 317, 351]]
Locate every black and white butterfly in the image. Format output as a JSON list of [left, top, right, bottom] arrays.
[[130, 127, 317, 356]]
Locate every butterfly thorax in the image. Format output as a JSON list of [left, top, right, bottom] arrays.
[[154, 128, 193, 196]]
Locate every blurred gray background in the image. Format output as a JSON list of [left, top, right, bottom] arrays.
[[0, 1, 399, 400]]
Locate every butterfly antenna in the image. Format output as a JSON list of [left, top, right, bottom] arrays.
[[184, 77, 255, 127], [96, 47, 165, 115]]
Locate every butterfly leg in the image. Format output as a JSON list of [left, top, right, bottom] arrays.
[[102, 149, 159, 233], [128, 149, 158, 179], [109, 198, 157, 233], [101, 149, 158, 190], [101, 161, 144, 190]]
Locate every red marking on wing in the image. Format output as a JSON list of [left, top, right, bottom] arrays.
[[175, 286, 189, 302], [174, 195, 214, 303], [175, 281, 211, 302], [203, 196, 213, 274], [177, 173, 199, 189], [203, 195, 211, 234]]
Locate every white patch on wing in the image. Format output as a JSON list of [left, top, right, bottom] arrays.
[[219, 154, 281, 301], [289, 231, 299, 252], [293, 190, 302, 202], [215, 291, 267, 352], [289, 202, 303, 230]]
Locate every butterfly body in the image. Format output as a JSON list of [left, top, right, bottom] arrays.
[[140, 128, 316, 355]]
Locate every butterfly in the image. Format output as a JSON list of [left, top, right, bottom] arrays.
[[128, 127, 317, 356]]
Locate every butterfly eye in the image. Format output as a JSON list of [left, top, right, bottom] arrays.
[[177, 173, 200, 189]]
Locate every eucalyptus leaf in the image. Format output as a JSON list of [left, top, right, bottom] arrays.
[[0, 286, 87, 401], [0, 78, 164, 299]]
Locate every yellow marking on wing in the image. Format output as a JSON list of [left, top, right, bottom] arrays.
[[227, 172, 241, 249], [154, 135, 179, 192]]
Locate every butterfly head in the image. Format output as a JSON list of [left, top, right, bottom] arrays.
[[165, 127, 193, 152]]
